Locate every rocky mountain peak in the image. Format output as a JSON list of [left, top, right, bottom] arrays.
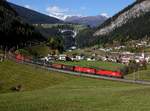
[[94, 0, 150, 36]]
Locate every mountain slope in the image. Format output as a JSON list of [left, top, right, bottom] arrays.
[[65, 15, 107, 27], [93, 0, 150, 44], [95, 0, 149, 36], [8, 2, 63, 24], [76, 0, 150, 47], [0, 0, 45, 49]]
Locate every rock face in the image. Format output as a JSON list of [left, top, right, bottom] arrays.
[[94, 0, 150, 36]]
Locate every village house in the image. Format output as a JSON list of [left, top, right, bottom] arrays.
[[58, 54, 67, 61]]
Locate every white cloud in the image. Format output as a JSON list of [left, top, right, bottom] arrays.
[[24, 5, 31, 9], [46, 6, 83, 20], [46, 6, 70, 20], [101, 13, 109, 18]]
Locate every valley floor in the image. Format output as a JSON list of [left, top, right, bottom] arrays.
[[0, 60, 150, 111]]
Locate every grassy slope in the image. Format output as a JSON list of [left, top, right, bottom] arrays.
[[56, 60, 125, 71], [64, 48, 106, 57], [0, 77, 150, 111], [125, 65, 150, 81], [26, 44, 51, 57], [0, 60, 73, 93], [1, 60, 150, 111]]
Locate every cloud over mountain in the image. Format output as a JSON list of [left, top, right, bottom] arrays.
[[100, 13, 109, 18], [46, 6, 71, 20], [46, 5, 84, 20], [24, 5, 31, 9]]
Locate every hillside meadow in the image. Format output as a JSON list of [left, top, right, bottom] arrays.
[[0, 60, 150, 111]]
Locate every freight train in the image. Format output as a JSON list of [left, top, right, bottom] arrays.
[[51, 64, 123, 78], [15, 54, 123, 78]]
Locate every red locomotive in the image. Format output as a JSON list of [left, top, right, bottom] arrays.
[[96, 70, 122, 78]]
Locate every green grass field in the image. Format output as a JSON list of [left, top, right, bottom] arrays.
[[55, 60, 125, 71], [125, 65, 150, 81], [0, 60, 73, 93], [1, 60, 150, 111], [24, 44, 52, 57]]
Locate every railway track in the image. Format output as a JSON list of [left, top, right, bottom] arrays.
[[18, 60, 150, 85]]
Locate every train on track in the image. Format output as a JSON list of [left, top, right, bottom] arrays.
[[15, 54, 124, 78]]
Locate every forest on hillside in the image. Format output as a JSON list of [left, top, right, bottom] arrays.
[[0, 0, 45, 50]]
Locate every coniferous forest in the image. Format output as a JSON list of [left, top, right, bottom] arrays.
[[0, 0, 45, 50]]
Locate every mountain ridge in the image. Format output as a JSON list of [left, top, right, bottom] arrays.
[[8, 2, 63, 24], [94, 0, 149, 36], [65, 15, 107, 27], [0, 0, 45, 49], [76, 0, 150, 48]]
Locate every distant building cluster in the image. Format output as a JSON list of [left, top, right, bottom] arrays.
[[39, 40, 150, 67]]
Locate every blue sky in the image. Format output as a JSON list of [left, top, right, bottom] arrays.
[[8, 0, 135, 20]]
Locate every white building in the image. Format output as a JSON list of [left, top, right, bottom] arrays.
[[87, 58, 95, 61], [121, 57, 131, 64], [71, 56, 84, 61], [58, 54, 67, 61]]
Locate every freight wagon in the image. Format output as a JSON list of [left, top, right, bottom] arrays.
[[74, 66, 96, 74]]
